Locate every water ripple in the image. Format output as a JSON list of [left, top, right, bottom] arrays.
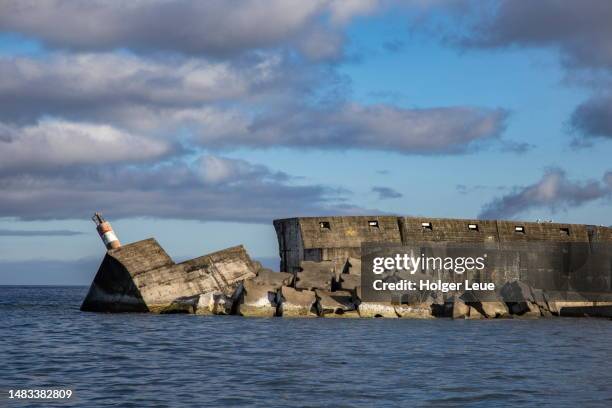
[[1, 286, 611, 407]]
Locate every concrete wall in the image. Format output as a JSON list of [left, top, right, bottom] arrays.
[[274, 216, 612, 282], [400, 217, 499, 244], [273, 218, 304, 273], [274, 216, 401, 272]]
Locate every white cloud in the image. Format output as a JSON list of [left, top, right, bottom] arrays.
[[0, 0, 360, 59], [0, 119, 171, 171], [479, 169, 612, 219], [187, 103, 509, 154]]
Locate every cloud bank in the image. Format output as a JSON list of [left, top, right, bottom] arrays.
[[0, 154, 374, 222], [479, 169, 612, 219], [0, 1, 525, 222]]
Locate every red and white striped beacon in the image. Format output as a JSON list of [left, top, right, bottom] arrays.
[[92, 212, 121, 250]]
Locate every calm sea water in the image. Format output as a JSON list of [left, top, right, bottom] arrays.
[[1, 286, 611, 408]]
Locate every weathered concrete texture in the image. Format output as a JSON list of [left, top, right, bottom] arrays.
[[81, 239, 257, 313], [274, 216, 402, 272], [295, 261, 335, 291], [460, 290, 510, 318], [160, 295, 199, 314], [195, 290, 234, 315], [315, 290, 357, 317], [274, 215, 612, 274], [278, 286, 317, 317], [235, 280, 279, 317], [500, 281, 543, 317], [343, 257, 362, 275], [559, 305, 612, 318], [449, 297, 484, 319], [251, 269, 294, 288], [358, 302, 398, 318], [333, 273, 361, 292], [395, 304, 434, 319]]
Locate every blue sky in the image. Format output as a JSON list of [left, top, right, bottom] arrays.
[[0, 1, 611, 284]]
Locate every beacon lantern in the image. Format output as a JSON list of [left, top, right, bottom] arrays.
[[92, 212, 121, 250]]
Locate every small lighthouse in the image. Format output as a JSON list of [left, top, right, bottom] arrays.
[[92, 212, 121, 250]]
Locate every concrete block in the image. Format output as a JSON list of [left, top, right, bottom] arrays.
[[315, 290, 356, 317], [196, 290, 233, 315], [500, 281, 541, 317], [278, 286, 317, 317], [395, 304, 434, 319], [252, 269, 294, 288], [334, 273, 361, 292], [358, 302, 398, 318], [461, 290, 510, 318], [236, 280, 279, 317], [295, 261, 335, 290], [451, 297, 470, 319]]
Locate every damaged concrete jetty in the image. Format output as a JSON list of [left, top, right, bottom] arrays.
[[82, 213, 612, 319], [81, 213, 258, 313]]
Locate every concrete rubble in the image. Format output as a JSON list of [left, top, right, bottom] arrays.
[[460, 290, 510, 318], [295, 261, 335, 291], [278, 286, 318, 317], [195, 290, 234, 315], [82, 214, 612, 319], [315, 289, 358, 317], [82, 250, 612, 319], [235, 280, 279, 317]]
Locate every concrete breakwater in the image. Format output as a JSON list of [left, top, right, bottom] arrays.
[[81, 215, 612, 318]]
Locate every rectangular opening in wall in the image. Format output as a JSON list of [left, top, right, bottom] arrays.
[[560, 227, 570, 236], [468, 223, 479, 231], [421, 222, 433, 230], [319, 221, 331, 230], [514, 226, 525, 233], [368, 220, 379, 228]]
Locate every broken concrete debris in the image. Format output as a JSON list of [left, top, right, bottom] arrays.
[[294, 261, 335, 291], [82, 213, 612, 319], [251, 269, 294, 288], [84, 246, 593, 319], [315, 289, 357, 317], [279, 286, 318, 317], [195, 290, 234, 315], [235, 280, 279, 317]]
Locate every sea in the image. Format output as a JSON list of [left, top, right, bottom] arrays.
[[1, 286, 611, 407]]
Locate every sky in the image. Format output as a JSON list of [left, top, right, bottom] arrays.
[[0, 0, 611, 285]]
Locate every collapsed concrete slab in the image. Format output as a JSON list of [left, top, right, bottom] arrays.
[[278, 286, 317, 317], [252, 269, 294, 288], [235, 280, 279, 317], [315, 289, 357, 317], [80, 239, 258, 313], [295, 261, 335, 291]]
